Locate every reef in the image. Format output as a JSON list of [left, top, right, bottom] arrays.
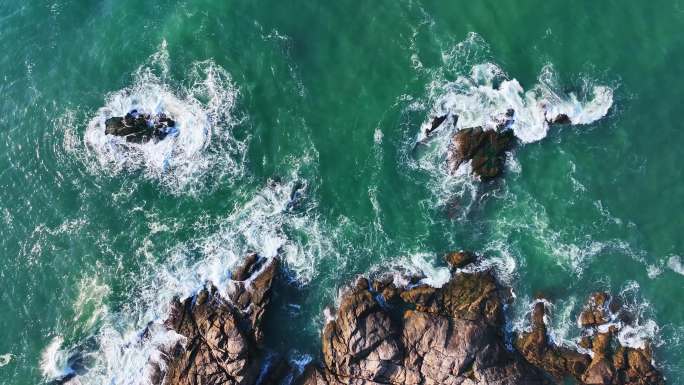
[[150, 251, 664, 385], [104, 110, 176, 143]]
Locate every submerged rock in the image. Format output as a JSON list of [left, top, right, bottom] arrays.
[[104, 110, 176, 144], [447, 127, 516, 181], [154, 252, 665, 385]]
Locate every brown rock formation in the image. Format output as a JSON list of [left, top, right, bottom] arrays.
[[444, 251, 477, 269], [307, 255, 550, 385], [516, 295, 664, 385], [154, 252, 665, 385], [159, 255, 286, 385], [447, 127, 516, 181], [105, 111, 175, 143], [515, 302, 591, 380]]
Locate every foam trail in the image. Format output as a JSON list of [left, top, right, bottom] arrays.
[[72, 277, 110, 332], [419, 63, 613, 144]]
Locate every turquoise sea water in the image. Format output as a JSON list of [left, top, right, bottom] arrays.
[[1, 1, 683, 384]]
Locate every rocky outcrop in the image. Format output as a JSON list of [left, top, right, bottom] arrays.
[[424, 114, 457, 137], [516, 294, 665, 385], [447, 127, 516, 181], [155, 252, 665, 385], [105, 110, 176, 143], [515, 302, 591, 380], [159, 255, 286, 385], [436, 108, 577, 181], [305, 254, 550, 385]]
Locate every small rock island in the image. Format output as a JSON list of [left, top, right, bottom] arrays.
[[105, 110, 177, 144]]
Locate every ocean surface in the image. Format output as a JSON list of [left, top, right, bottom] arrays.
[[1, 1, 683, 384]]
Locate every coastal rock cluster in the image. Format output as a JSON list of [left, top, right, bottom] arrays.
[[156, 253, 279, 385], [104, 110, 176, 144], [516, 294, 663, 385], [154, 251, 664, 385], [425, 109, 572, 181]]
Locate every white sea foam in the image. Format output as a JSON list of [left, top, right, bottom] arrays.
[[408, 34, 613, 219], [374, 128, 383, 144], [408, 253, 451, 288], [614, 281, 660, 349], [365, 252, 453, 289], [40, 336, 72, 380], [667, 255, 684, 276], [513, 281, 660, 353], [0, 353, 12, 367], [73, 276, 110, 332], [411, 61, 613, 208], [54, 175, 338, 385], [418, 63, 613, 144], [80, 41, 243, 194]]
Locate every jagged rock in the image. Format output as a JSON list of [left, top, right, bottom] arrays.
[[423, 114, 457, 138], [159, 256, 277, 385], [428, 114, 448, 135], [154, 251, 664, 385], [549, 114, 571, 125], [516, 295, 665, 385], [401, 270, 505, 326], [232, 252, 259, 281], [516, 302, 591, 380], [321, 284, 404, 383], [105, 110, 176, 144], [447, 127, 516, 180], [226, 255, 278, 345], [445, 251, 477, 269], [579, 292, 612, 328], [316, 253, 551, 385]]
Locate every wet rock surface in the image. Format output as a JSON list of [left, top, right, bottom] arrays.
[[105, 110, 176, 144], [155, 252, 665, 385], [308, 255, 549, 385], [158, 255, 292, 385], [516, 295, 664, 385], [433, 109, 582, 181], [447, 127, 516, 181]]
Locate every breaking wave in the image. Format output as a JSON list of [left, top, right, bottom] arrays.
[[78, 41, 244, 195], [418, 62, 613, 144], [406, 33, 614, 216], [0, 353, 12, 368], [667, 255, 684, 276]]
